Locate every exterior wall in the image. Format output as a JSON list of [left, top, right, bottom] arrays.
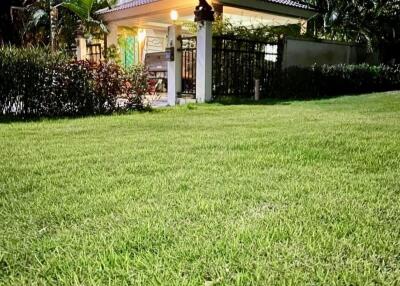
[[106, 24, 167, 65], [107, 23, 119, 47], [141, 29, 167, 62], [282, 37, 358, 68]]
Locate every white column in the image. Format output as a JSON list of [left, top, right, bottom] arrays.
[[76, 36, 87, 61], [167, 25, 182, 106], [300, 19, 308, 35], [196, 21, 213, 103]]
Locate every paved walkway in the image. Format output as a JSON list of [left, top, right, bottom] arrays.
[[149, 97, 168, 108], [117, 94, 168, 109]]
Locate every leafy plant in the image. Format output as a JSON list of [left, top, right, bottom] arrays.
[[62, 0, 115, 38], [269, 64, 400, 100], [212, 16, 302, 42], [104, 44, 120, 64], [123, 64, 152, 110], [180, 16, 303, 42], [7, 0, 116, 48], [0, 47, 149, 118], [304, 0, 400, 62]]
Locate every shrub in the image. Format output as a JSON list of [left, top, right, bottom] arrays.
[[0, 47, 66, 117], [0, 47, 149, 118], [268, 64, 400, 100], [123, 65, 152, 110]]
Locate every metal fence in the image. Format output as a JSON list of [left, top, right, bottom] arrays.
[[212, 36, 282, 99], [178, 36, 197, 97]]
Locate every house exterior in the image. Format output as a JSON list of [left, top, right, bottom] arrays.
[[92, 0, 323, 105], [98, 0, 317, 67]]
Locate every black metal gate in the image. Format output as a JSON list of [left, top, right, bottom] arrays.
[[178, 36, 197, 97], [212, 36, 282, 99]]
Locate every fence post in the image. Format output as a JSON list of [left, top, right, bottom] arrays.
[[255, 79, 260, 101], [167, 25, 182, 106], [195, 0, 215, 103], [76, 35, 87, 61]]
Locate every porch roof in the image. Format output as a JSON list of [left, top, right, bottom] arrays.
[[98, 0, 317, 18], [264, 0, 314, 10], [97, 0, 159, 14]]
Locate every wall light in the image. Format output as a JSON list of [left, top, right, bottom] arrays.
[[138, 29, 146, 42], [170, 10, 179, 21]]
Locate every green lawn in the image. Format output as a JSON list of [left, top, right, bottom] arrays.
[[1, 92, 400, 285]]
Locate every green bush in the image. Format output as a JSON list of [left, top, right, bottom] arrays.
[[0, 47, 148, 118], [0, 47, 64, 117], [124, 65, 151, 110], [269, 64, 400, 100]]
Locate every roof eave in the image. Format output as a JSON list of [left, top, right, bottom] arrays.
[[218, 0, 318, 19], [98, 0, 318, 19], [96, 0, 161, 15]]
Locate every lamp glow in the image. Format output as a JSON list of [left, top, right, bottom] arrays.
[[170, 10, 179, 21], [138, 30, 146, 42]]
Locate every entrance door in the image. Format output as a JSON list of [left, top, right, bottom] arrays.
[[119, 34, 139, 68]]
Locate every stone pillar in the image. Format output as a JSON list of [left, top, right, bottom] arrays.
[[196, 21, 213, 103], [194, 0, 215, 103], [76, 36, 87, 61], [107, 23, 118, 47], [167, 25, 182, 106]]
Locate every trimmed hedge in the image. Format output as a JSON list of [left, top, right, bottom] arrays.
[[0, 47, 148, 118], [268, 64, 400, 100]]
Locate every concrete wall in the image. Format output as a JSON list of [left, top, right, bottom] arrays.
[[282, 37, 358, 68], [142, 29, 167, 62]]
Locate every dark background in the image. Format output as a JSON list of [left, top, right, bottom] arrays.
[[0, 0, 21, 45]]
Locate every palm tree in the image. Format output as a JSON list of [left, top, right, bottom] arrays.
[[10, 0, 115, 49], [10, 0, 66, 49], [62, 0, 115, 38]]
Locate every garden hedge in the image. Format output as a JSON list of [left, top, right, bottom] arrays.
[[269, 64, 400, 100], [0, 47, 148, 118]]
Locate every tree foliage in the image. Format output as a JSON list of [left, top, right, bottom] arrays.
[[0, 0, 25, 45], [62, 0, 115, 36], [3, 0, 116, 47], [305, 0, 400, 62]]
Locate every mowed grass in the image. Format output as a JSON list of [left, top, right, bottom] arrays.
[[1, 92, 400, 285]]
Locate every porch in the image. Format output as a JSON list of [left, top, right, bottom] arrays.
[[95, 0, 316, 104], [99, 0, 313, 67]]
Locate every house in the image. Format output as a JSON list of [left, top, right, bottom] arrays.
[[98, 0, 317, 67], [93, 0, 324, 104]]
